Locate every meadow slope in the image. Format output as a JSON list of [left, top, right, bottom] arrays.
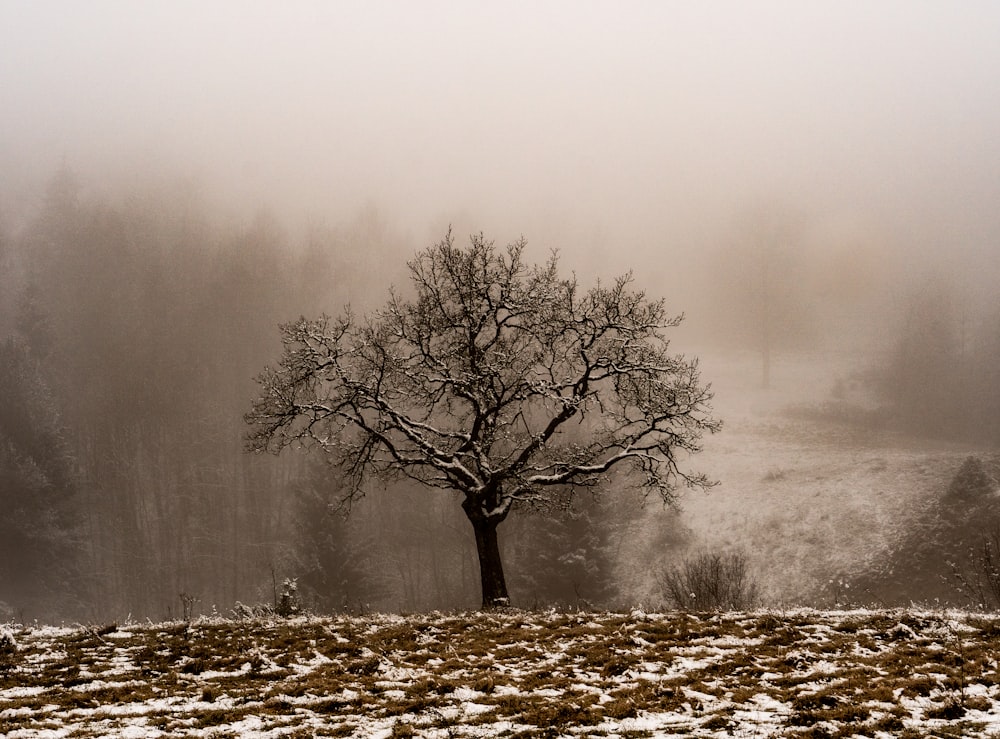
[[624, 349, 997, 608], [4, 609, 1000, 738]]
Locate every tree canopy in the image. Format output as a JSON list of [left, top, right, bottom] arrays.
[[247, 231, 720, 607]]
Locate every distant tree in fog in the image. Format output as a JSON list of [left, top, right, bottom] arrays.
[[972, 307, 1000, 442], [711, 206, 812, 388], [246, 231, 720, 608], [881, 279, 964, 433], [877, 275, 1000, 443]]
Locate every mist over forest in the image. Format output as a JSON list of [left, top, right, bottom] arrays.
[[2, 2, 1000, 622]]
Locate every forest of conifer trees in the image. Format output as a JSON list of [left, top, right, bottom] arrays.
[[1, 168, 666, 621]]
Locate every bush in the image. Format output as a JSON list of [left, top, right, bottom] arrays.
[[277, 578, 301, 617], [0, 626, 18, 673], [230, 578, 303, 620], [949, 524, 1000, 610], [660, 550, 760, 611]]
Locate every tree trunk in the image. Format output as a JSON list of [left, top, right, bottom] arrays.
[[761, 265, 772, 390], [468, 513, 510, 609]]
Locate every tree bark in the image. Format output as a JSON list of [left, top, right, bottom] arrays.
[[467, 511, 510, 609]]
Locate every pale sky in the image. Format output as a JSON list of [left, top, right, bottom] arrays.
[[2, 1, 999, 285]]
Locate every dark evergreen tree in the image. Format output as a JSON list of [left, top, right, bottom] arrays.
[[878, 278, 969, 439], [0, 337, 81, 619], [290, 460, 387, 612], [507, 493, 623, 608]]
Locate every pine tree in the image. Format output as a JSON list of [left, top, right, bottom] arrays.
[[0, 337, 82, 619]]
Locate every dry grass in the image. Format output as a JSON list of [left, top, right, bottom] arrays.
[[3, 609, 1000, 737], [613, 350, 995, 610]]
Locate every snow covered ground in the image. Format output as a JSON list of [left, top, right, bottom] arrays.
[[4, 608, 1000, 737]]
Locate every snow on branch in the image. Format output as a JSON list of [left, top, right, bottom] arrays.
[[246, 231, 720, 516]]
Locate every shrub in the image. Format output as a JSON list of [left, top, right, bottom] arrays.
[[660, 550, 760, 611], [230, 578, 303, 620], [277, 578, 301, 617], [0, 627, 18, 673], [949, 524, 1000, 610]]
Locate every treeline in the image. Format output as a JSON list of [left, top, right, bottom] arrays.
[[0, 166, 397, 620], [0, 167, 663, 621], [878, 276, 1000, 444]]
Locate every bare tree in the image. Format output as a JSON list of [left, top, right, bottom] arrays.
[[709, 206, 810, 389], [246, 231, 720, 608]]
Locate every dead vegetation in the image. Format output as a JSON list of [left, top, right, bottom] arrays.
[[3, 609, 1000, 737]]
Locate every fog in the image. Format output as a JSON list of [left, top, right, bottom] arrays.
[[2, 2, 1000, 619], [5, 3, 1000, 265]]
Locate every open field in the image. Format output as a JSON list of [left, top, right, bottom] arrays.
[[4, 608, 1000, 738], [620, 349, 1000, 608]]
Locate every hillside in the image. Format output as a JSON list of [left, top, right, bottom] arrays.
[[4, 609, 1000, 737], [625, 350, 1000, 608]]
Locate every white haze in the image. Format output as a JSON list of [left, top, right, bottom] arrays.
[[4, 1, 1000, 618], [2, 0, 1000, 332]]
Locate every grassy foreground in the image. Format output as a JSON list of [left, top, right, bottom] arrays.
[[3, 609, 1000, 738]]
